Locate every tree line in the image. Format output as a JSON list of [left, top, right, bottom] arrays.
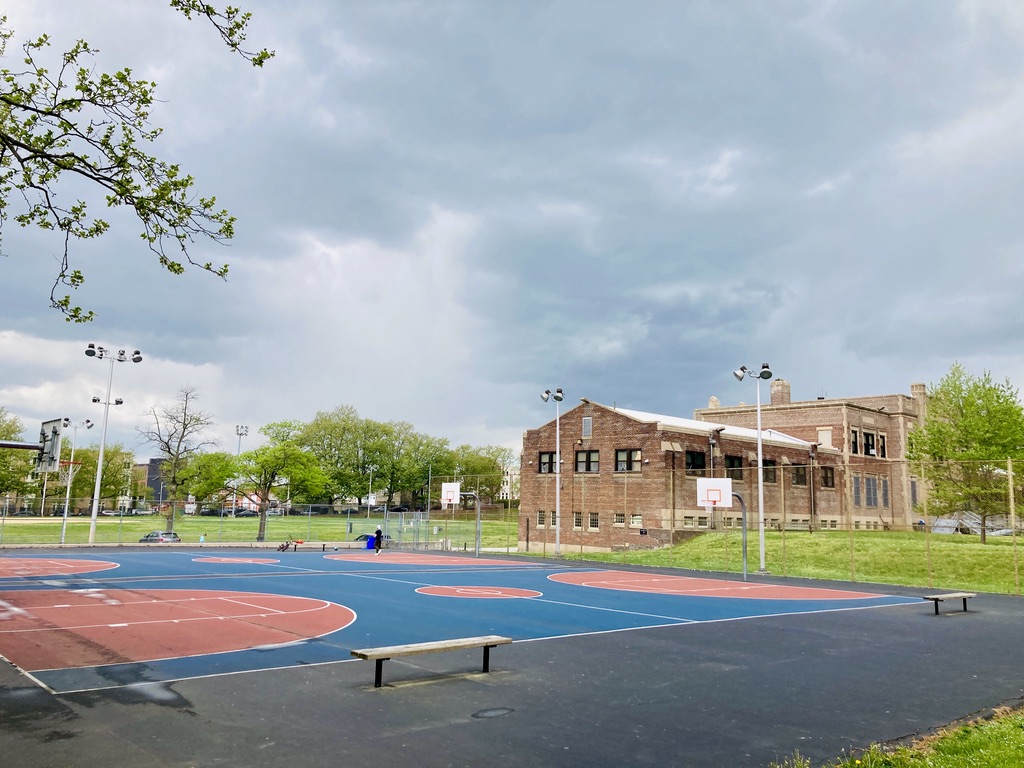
[[0, 390, 519, 539]]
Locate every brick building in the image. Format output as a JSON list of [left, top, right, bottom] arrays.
[[519, 398, 844, 553], [693, 380, 928, 530]]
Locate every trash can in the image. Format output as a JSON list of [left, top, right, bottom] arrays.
[[366, 535, 375, 550]]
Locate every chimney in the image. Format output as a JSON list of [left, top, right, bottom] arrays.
[[911, 382, 928, 423], [770, 379, 791, 405]]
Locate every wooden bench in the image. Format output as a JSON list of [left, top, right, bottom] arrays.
[[923, 592, 976, 615], [350, 635, 513, 688]]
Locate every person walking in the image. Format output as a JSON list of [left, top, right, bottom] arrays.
[[374, 525, 383, 555]]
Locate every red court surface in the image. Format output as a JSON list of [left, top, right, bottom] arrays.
[[549, 570, 882, 599], [0, 589, 355, 671], [415, 586, 542, 598], [0, 558, 118, 578], [323, 551, 515, 566]]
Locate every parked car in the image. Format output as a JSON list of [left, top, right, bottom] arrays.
[[139, 531, 181, 543], [235, 509, 259, 518], [199, 507, 226, 516], [354, 533, 392, 542], [391, 505, 410, 513]]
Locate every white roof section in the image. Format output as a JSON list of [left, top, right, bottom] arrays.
[[609, 406, 814, 448]]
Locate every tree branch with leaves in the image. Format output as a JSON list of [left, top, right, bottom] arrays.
[[0, 4, 273, 321]]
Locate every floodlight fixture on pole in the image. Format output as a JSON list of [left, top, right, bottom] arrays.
[[232, 425, 249, 516], [60, 419, 93, 545], [540, 388, 564, 555], [85, 345, 142, 544], [734, 362, 773, 573]]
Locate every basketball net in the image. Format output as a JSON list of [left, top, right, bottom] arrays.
[[58, 461, 82, 487]]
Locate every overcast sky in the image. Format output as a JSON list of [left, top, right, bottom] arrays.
[[3, 0, 1023, 460]]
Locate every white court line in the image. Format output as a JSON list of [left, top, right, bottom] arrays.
[[0, 597, 335, 635]]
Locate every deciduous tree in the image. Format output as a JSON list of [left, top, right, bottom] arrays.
[[907, 363, 1024, 542]]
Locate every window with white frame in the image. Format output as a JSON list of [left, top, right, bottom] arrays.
[[573, 511, 582, 529], [630, 513, 643, 526], [614, 512, 625, 526], [589, 512, 599, 529], [537, 511, 545, 527], [582, 417, 592, 439]]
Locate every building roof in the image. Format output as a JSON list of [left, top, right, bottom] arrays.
[[603, 404, 816, 449]]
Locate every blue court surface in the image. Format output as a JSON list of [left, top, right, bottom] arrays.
[[0, 548, 916, 694], [5, 547, 1024, 768]]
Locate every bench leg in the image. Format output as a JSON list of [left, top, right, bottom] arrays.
[[962, 597, 968, 612], [374, 658, 386, 688], [482, 645, 492, 673], [934, 600, 940, 615]]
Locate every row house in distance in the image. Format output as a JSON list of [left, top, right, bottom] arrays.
[[693, 380, 928, 531], [518, 398, 843, 554]]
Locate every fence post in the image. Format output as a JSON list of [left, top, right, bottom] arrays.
[[1009, 458, 1019, 597]]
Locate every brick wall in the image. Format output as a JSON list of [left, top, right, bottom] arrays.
[[520, 400, 846, 553]]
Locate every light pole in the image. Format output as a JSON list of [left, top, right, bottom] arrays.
[[733, 363, 773, 573], [232, 425, 248, 516], [60, 418, 94, 545], [540, 387, 564, 555], [85, 344, 142, 543]]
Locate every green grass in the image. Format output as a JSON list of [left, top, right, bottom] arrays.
[[562, 530, 1024, 595], [0, 510, 521, 550], [773, 706, 1024, 767]]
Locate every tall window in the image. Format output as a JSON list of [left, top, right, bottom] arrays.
[[582, 417, 593, 439], [865, 476, 878, 507], [863, 432, 876, 457], [792, 466, 807, 486], [537, 511, 546, 527], [821, 466, 835, 488], [616, 449, 642, 472], [685, 450, 706, 476], [573, 511, 583, 529], [882, 478, 889, 508], [879, 434, 887, 458], [853, 476, 862, 506], [575, 450, 599, 473], [589, 512, 599, 529], [851, 429, 859, 454], [539, 452, 556, 473], [762, 459, 777, 484], [725, 455, 743, 481]]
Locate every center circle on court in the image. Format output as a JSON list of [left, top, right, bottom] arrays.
[[416, 585, 541, 599]]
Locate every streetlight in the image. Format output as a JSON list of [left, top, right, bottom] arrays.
[[85, 344, 142, 543], [733, 363, 773, 573], [60, 418, 93, 545], [540, 387, 564, 555], [232, 425, 248, 516]]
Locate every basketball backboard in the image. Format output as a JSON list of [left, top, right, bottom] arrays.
[[697, 478, 733, 508]]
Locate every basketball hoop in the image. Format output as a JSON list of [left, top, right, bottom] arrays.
[[58, 460, 82, 486]]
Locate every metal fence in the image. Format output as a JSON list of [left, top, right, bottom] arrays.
[[0, 498, 520, 551]]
